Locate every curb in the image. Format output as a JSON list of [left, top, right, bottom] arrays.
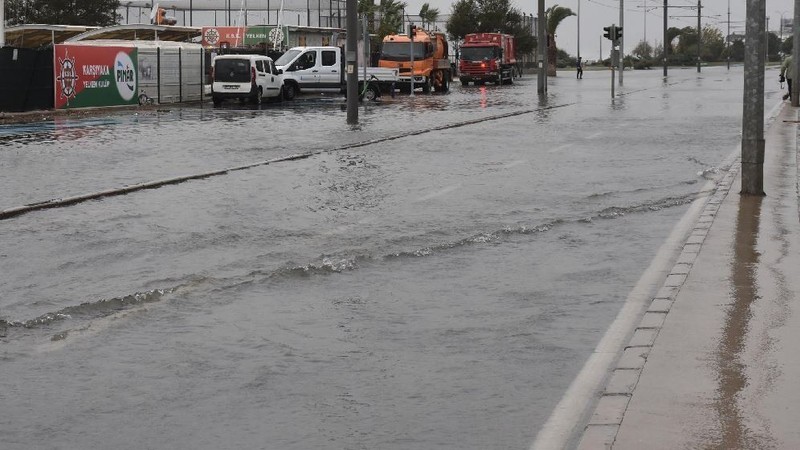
[[575, 158, 740, 449]]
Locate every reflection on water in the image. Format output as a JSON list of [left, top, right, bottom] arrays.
[[713, 194, 763, 449]]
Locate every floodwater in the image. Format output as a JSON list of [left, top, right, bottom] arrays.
[[0, 66, 785, 449]]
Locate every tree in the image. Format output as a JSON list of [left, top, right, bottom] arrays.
[[372, 0, 407, 41], [419, 3, 440, 31], [446, 0, 479, 41], [446, 0, 535, 55], [545, 5, 575, 76], [782, 36, 794, 55], [632, 40, 653, 60], [766, 32, 782, 62], [701, 26, 725, 62], [5, 0, 121, 26]]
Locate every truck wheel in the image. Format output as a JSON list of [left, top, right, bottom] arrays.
[[363, 83, 380, 101], [436, 75, 449, 93], [212, 96, 223, 106], [422, 80, 431, 94], [283, 82, 297, 100]]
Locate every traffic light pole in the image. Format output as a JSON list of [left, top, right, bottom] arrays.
[[793, 1, 800, 107], [537, 0, 547, 94], [619, 0, 624, 85]]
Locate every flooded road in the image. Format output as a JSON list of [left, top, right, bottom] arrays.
[[0, 66, 784, 449]]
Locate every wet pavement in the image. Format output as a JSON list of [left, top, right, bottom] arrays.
[[569, 103, 800, 449], [1, 66, 795, 449]]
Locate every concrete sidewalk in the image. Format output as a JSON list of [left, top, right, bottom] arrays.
[[577, 104, 800, 449]]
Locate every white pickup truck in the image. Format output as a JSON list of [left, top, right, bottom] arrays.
[[274, 46, 399, 101]]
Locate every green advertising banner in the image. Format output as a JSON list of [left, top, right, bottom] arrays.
[[243, 26, 287, 47], [54, 45, 138, 109]]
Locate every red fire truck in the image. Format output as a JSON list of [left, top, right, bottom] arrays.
[[458, 33, 517, 86]]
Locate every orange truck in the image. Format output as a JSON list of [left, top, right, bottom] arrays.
[[378, 26, 452, 93], [458, 33, 517, 86]]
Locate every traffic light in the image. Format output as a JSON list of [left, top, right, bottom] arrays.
[[408, 24, 417, 37], [603, 26, 613, 41], [614, 27, 623, 42]]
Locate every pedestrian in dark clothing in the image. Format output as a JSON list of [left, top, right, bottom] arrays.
[[576, 57, 583, 79]]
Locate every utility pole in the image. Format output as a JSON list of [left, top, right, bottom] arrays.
[[663, 0, 668, 76], [727, 0, 731, 70], [793, 0, 800, 106], [538, 0, 547, 93], [577, 0, 581, 60], [741, 0, 765, 195], [697, 0, 702, 73], [345, 0, 358, 124], [619, 0, 624, 85]]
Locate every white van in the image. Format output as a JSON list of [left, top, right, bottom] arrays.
[[211, 54, 284, 105]]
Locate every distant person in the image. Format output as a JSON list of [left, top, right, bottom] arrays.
[[780, 55, 793, 101], [576, 57, 584, 79]]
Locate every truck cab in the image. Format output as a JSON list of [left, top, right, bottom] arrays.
[[458, 33, 517, 86], [378, 29, 451, 93]]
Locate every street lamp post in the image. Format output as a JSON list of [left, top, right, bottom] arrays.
[[577, 0, 581, 60]]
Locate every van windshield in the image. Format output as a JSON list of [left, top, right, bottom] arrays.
[[274, 49, 301, 66], [214, 59, 250, 82]]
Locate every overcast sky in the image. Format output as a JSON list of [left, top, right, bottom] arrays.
[[120, 0, 796, 61], [405, 0, 797, 61]]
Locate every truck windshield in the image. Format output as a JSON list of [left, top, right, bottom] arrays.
[[274, 49, 301, 66], [381, 42, 426, 61], [460, 47, 497, 61]]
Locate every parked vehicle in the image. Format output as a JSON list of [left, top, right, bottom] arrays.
[[378, 27, 452, 93], [211, 54, 284, 106], [274, 46, 398, 101], [458, 33, 517, 86]]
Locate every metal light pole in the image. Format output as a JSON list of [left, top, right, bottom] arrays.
[[663, 0, 668, 76], [577, 0, 581, 60], [538, 0, 547, 93], [345, 0, 358, 124], [409, 25, 415, 96], [619, 0, 624, 85], [741, 0, 766, 195], [793, 0, 800, 106]]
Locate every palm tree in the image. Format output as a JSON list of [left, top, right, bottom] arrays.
[[546, 5, 576, 76], [419, 3, 440, 31], [377, 0, 407, 40]]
